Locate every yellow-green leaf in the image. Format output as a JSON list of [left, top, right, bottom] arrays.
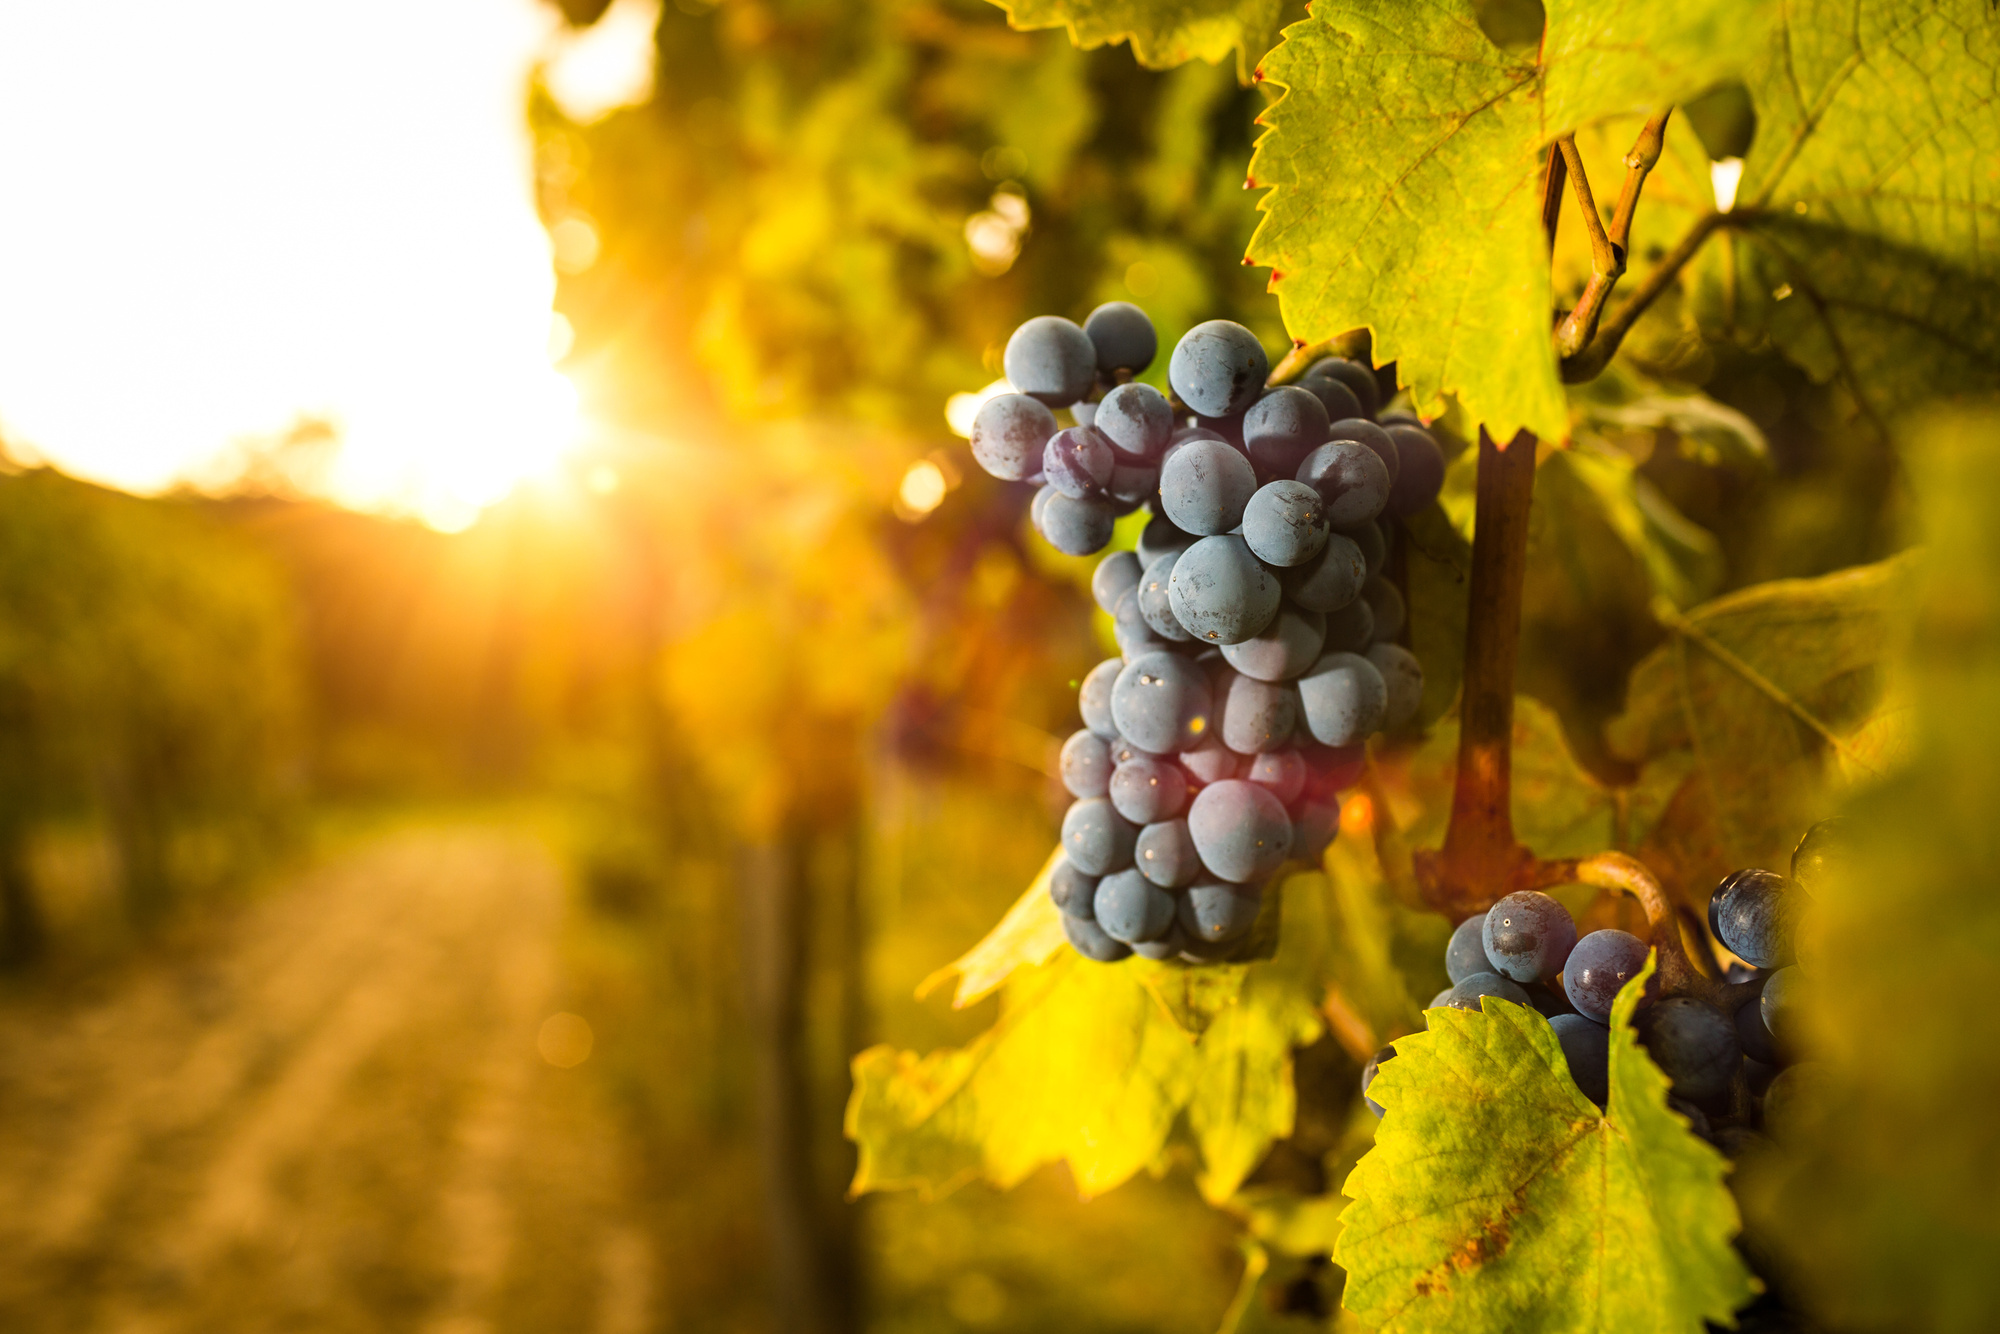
[[1697, 0, 2000, 424], [1334, 955, 1755, 1331], [991, 0, 1291, 81], [1248, 0, 1775, 444], [849, 866, 1336, 1204], [1606, 557, 1911, 877]]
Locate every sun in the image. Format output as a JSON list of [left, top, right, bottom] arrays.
[[0, 0, 655, 533]]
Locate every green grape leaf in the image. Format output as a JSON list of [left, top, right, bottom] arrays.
[[1334, 956, 1755, 1332], [1605, 557, 1911, 887], [991, 0, 1289, 81], [917, 845, 1068, 1009], [1735, 406, 2000, 1330], [849, 866, 1335, 1203], [1247, 0, 1775, 444], [1696, 0, 2000, 424]]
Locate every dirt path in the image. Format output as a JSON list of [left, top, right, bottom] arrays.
[[0, 825, 655, 1334]]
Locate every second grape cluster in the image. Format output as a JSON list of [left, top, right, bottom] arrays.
[[965, 305, 1446, 965]]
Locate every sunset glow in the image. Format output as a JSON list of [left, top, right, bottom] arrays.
[[0, 0, 657, 530]]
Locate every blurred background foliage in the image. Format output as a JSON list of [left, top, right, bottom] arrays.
[[0, 0, 1962, 1330]]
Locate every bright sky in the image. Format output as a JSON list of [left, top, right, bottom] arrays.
[[0, 0, 659, 530]]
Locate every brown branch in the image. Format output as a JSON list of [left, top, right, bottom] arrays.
[[1554, 111, 1674, 364], [1560, 210, 1728, 382], [1412, 429, 1538, 916]]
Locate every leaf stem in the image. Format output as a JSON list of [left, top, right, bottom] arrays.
[[1560, 209, 1727, 383], [1552, 111, 1673, 361], [1413, 428, 1538, 916]]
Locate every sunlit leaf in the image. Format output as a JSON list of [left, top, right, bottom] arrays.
[[1334, 955, 1755, 1331], [1247, 0, 1776, 443], [992, 0, 1291, 81], [918, 845, 1069, 1008], [1605, 557, 1911, 882], [1694, 0, 2000, 424], [850, 868, 1337, 1203]]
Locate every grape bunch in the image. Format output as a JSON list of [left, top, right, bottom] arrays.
[[1363, 821, 1844, 1150], [964, 304, 1447, 965]]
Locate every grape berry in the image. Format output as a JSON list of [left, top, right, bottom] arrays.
[[966, 306, 1447, 966], [1362, 820, 1840, 1159]]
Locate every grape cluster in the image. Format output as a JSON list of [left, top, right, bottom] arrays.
[[1363, 821, 1843, 1150], [966, 304, 1447, 965]]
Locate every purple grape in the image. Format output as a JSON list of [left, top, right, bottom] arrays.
[[1760, 965, 1800, 1047], [1341, 519, 1386, 579], [1177, 734, 1243, 785], [1092, 551, 1141, 614], [1037, 490, 1115, 556], [1111, 587, 1166, 658], [1106, 458, 1159, 506], [1131, 925, 1190, 961], [1305, 358, 1381, 419], [1736, 995, 1778, 1065], [1136, 552, 1194, 642], [1109, 755, 1189, 824], [1049, 856, 1097, 918], [1297, 373, 1362, 426], [1320, 597, 1374, 652], [1005, 315, 1097, 407], [1551, 1013, 1610, 1106], [1063, 909, 1133, 963], [1296, 439, 1391, 527], [1445, 971, 1530, 1013], [1218, 673, 1301, 755], [1366, 642, 1424, 732], [1636, 997, 1741, 1109], [1061, 797, 1137, 875], [970, 392, 1059, 480], [1247, 749, 1306, 805], [1059, 729, 1112, 798], [1329, 418, 1398, 485], [1709, 868, 1798, 968], [1094, 868, 1177, 943], [1221, 604, 1326, 682], [1094, 381, 1173, 459], [1482, 891, 1578, 984], [1241, 480, 1330, 568], [1383, 424, 1445, 517], [1280, 531, 1366, 615], [1168, 320, 1268, 418], [1078, 658, 1121, 738], [1167, 534, 1282, 645], [1083, 301, 1157, 375], [1562, 929, 1650, 1021], [1043, 425, 1114, 499], [1135, 819, 1201, 889], [1179, 877, 1263, 943], [1296, 650, 1387, 746], [1159, 437, 1259, 537], [1242, 385, 1330, 479], [1187, 780, 1292, 883], [1445, 912, 1490, 984], [1361, 577, 1405, 642], [1110, 650, 1214, 755], [1136, 509, 1197, 568]]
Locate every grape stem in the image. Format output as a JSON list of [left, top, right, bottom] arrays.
[[1553, 110, 1671, 361]]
